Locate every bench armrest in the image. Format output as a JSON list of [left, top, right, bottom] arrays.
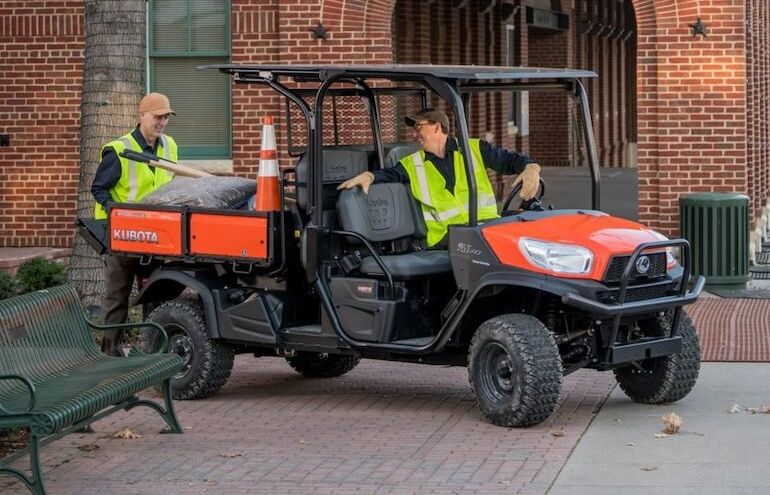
[[0, 374, 36, 415], [88, 320, 170, 353]]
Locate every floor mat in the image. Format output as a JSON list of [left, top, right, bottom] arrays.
[[688, 298, 770, 361]]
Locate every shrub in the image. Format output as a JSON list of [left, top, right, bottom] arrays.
[[16, 258, 67, 294], [0, 270, 15, 300]]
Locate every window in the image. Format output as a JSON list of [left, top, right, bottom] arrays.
[[149, 0, 231, 159]]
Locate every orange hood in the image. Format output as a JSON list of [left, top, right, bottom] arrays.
[[482, 213, 666, 280]]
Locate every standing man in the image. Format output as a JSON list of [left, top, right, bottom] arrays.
[[338, 108, 541, 248], [91, 92, 178, 356]]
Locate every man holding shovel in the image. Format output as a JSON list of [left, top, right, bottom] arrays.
[[91, 92, 178, 356]]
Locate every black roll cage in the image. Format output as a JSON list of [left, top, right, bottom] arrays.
[[203, 64, 601, 226]]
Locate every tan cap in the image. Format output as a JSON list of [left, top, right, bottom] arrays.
[[139, 92, 176, 116], [404, 108, 450, 131]]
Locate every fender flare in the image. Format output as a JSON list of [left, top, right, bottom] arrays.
[[439, 271, 580, 350], [136, 270, 222, 339]]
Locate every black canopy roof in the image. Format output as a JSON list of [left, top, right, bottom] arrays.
[[201, 64, 596, 82]]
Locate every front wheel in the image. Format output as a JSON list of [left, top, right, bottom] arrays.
[[614, 311, 700, 404], [142, 299, 234, 400], [468, 314, 563, 427]]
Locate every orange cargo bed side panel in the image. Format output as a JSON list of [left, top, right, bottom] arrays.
[[189, 213, 268, 260], [110, 208, 184, 256]]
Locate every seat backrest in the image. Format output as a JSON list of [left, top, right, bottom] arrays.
[[384, 143, 420, 168], [0, 285, 98, 391], [337, 183, 426, 243], [296, 148, 370, 210]]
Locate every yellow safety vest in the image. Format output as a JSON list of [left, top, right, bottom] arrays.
[[400, 139, 499, 247], [94, 132, 177, 219]]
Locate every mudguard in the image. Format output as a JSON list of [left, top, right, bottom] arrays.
[[136, 269, 223, 338]]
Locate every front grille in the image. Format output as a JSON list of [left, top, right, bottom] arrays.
[[597, 282, 677, 304], [604, 252, 667, 284]]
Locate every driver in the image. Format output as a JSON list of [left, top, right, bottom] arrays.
[[338, 108, 541, 248]]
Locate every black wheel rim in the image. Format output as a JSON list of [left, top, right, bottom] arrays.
[[167, 323, 194, 380], [478, 342, 516, 403]]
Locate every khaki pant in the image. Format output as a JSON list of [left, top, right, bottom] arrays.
[[101, 255, 139, 356]]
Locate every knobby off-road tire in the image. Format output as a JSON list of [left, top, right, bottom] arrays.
[[286, 352, 360, 378], [468, 314, 563, 427], [614, 311, 700, 404], [142, 300, 234, 400]]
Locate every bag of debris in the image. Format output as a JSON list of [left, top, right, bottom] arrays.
[[141, 176, 256, 209]]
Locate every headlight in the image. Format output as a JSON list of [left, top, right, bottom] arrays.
[[650, 231, 678, 267], [518, 238, 594, 274]]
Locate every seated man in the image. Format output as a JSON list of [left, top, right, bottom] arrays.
[[338, 108, 541, 248]]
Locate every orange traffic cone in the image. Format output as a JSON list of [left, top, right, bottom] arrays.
[[255, 116, 281, 212]]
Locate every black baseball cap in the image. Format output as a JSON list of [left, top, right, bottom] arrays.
[[404, 108, 450, 131]]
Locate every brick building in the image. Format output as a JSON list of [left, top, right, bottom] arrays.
[[1, 0, 768, 250]]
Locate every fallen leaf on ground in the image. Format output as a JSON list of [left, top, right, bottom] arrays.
[[729, 403, 742, 414], [551, 431, 566, 437], [626, 442, 637, 447], [641, 465, 658, 472], [113, 428, 142, 440], [747, 405, 770, 414], [661, 412, 682, 434], [218, 452, 242, 458]]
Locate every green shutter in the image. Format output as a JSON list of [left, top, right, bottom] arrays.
[[150, 0, 231, 159], [152, 0, 188, 52], [191, 0, 228, 51], [153, 56, 231, 159]]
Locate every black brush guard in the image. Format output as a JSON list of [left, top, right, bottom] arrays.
[[560, 239, 705, 365]]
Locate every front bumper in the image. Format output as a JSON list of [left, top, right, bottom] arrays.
[[561, 274, 705, 317]]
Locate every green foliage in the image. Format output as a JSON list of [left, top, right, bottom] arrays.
[[0, 270, 15, 300], [16, 258, 67, 294]]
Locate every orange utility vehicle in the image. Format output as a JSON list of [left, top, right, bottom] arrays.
[[80, 65, 703, 427]]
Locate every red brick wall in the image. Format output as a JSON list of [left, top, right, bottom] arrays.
[[633, 0, 749, 234], [231, 0, 397, 177], [746, 0, 770, 223], [1, 0, 768, 246], [528, 28, 573, 166], [0, 1, 83, 247]]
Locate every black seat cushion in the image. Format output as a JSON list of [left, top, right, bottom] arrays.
[[360, 250, 451, 279]]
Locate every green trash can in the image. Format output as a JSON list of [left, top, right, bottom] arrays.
[[679, 192, 749, 287]]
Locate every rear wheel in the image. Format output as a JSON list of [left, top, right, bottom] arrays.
[[468, 314, 563, 427], [286, 352, 360, 378], [614, 311, 700, 404], [142, 300, 234, 400]]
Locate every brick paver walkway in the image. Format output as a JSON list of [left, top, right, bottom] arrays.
[[1, 357, 614, 495]]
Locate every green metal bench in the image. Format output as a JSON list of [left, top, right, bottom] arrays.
[[0, 284, 184, 495]]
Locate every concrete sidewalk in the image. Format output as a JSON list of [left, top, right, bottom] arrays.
[[550, 363, 770, 495]]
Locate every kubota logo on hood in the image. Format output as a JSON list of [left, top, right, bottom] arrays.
[[112, 229, 159, 244]]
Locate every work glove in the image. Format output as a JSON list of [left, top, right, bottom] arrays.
[[337, 171, 375, 194], [511, 163, 541, 201]]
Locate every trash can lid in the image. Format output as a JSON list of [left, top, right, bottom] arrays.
[[680, 192, 749, 204]]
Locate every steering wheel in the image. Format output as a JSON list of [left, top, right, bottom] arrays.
[[501, 178, 546, 212]]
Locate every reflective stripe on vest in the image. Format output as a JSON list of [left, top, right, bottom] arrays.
[[94, 132, 177, 219], [401, 139, 499, 246]]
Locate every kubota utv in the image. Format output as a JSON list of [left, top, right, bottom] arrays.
[[80, 64, 703, 427]]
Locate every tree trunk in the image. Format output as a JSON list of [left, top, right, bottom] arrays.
[[70, 0, 146, 312]]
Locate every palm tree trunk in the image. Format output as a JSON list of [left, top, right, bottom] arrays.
[[70, 0, 146, 312]]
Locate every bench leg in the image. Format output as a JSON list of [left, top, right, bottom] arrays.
[[126, 379, 183, 434], [0, 434, 47, 495]]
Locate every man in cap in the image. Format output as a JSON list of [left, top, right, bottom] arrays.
[[91, 92, 178, 356], [338, 108, 541, 248]]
